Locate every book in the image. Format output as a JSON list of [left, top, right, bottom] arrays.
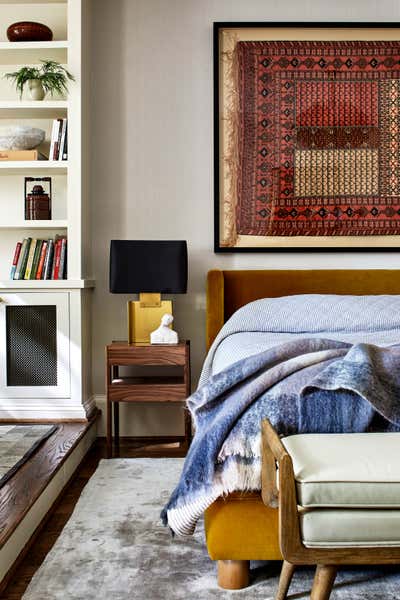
[[14, 238, 27, 279], [30, 240, 43, 279], [58, 237, 67, 279], [49, 119, 61, 161], [63, 244, 67, 278], [43, 239, 54, 280], [53, 238, 62, 279], [58, 119, 67, 162], [62, 120, 68, 160], [55, 118, 63, 160], [49, 119, 57, 161], [0, 150, 38, 161], [16, 237, 31, 279], [24, 238, 37, 279], [42, 241, 50, 279], [36, 241, 48, 279], [10, 241, 22, 279]]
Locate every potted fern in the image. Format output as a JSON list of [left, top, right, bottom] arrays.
[[5, 60, 75, 100]]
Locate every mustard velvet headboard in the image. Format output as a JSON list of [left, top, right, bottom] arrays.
[[206, 269, 400, 350]]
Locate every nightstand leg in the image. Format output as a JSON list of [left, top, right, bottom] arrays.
[[106, 352, 112, 458], [114, 402, 120, 457], [106, 398, 112, 458]]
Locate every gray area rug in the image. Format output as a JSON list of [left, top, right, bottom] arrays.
[[23, 458, 400, 599], [0, 424, 57, 487]]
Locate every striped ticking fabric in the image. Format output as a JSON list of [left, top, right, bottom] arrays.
[[199, 294, 400, 385]]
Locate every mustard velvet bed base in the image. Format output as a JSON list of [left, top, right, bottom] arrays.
[[204, 269, 400, 589]]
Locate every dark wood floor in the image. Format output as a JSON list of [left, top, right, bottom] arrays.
[[1, 437, 187, 599]]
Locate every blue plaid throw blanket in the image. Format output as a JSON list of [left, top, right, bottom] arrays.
[[162, 296, 400, 535]]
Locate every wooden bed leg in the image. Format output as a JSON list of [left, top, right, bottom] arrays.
[[275, 560, 296, 600], [217, 560, 250, 589], [310, 565, 337, 600]]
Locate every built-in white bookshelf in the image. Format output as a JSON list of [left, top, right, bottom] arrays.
[[0, 0, 90, 285], [0, 0, 93, 421]]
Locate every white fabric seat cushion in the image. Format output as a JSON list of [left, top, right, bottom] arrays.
[[281, 433, 400, 508], [300, 509, 400, 547]]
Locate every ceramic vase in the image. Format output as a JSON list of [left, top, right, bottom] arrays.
[[28, 79, 45, 101]]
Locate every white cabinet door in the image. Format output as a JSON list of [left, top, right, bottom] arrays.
[[0, 292, 70, 398]]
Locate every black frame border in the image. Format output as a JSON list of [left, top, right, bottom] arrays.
[[213, 21, 400, 253]]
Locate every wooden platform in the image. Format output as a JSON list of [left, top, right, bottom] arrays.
[[0, 415, 99, 594]]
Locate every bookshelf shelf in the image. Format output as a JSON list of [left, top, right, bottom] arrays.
[[0, 101, 68, 118], [0, 42, 69, 50], [0, 220, 68, 229], [0, 0, 67, 3], [0, 279, 95, 289], [0, 42, 68, 65], [0, 161, 68, 174]]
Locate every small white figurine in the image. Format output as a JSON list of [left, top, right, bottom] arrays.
[[150, 313, 179, 344]]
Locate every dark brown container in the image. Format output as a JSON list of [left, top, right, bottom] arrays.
[[7, 21, 53, 42], [25, 180, 52, 220], [25, 197, 51, 220]]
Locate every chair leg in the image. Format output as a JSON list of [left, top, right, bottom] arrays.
[[275, 560, 296, 600], [310, 565, 337, 600], [217, 560, 250, 589]]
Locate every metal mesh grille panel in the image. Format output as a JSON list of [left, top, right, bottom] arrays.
[[6, 305, 57, 386]]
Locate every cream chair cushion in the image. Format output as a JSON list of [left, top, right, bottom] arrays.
[[300, 509, 400, 547], [281, 432, 400, 508]]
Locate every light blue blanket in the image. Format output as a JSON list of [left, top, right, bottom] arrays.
[[163, 295, 400, 536]]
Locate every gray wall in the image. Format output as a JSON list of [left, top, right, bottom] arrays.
[[90, 0, 400, 435]]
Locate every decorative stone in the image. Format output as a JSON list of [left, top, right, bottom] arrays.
[[150, 314, 179, 344], [0, 126, 45, 150]]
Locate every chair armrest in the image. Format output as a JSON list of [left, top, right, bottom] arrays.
[[261, 420, 304, 561], [261, 419, 288, 507]]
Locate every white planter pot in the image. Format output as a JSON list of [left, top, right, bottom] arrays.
[[28, 79, 45, 101]]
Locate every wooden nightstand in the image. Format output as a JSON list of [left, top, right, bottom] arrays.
[[105, 340, 191, 457]]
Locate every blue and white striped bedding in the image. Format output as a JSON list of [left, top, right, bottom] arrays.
[[200, 294, 400, 384]]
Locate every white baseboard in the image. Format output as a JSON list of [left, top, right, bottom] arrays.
[[0, 420, 98, 585], [0, 397, 96, 421]]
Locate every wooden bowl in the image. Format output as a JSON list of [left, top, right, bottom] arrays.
[[7, 21, 53, 42]]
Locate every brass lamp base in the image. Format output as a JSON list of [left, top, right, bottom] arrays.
[[127, 293, 172, 343]]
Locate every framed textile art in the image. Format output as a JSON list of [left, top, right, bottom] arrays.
[[214, 22, 400, 252]]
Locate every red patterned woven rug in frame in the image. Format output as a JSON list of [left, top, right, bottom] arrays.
[[236, 40, 400, 237]]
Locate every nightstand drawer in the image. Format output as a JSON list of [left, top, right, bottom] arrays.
[[108, 376, 187, 402], [107, 342, 188, 366]]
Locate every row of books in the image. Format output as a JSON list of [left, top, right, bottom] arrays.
[[10, 236, 67, 280], [50, 118, 68, 161]]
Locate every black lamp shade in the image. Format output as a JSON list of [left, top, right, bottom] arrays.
[[109, 240, 188, 294]]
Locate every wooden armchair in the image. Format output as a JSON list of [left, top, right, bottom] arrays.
[[261, 419, 400, 600]]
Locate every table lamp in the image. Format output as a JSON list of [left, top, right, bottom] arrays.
[[109, 240, 188, 343]]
